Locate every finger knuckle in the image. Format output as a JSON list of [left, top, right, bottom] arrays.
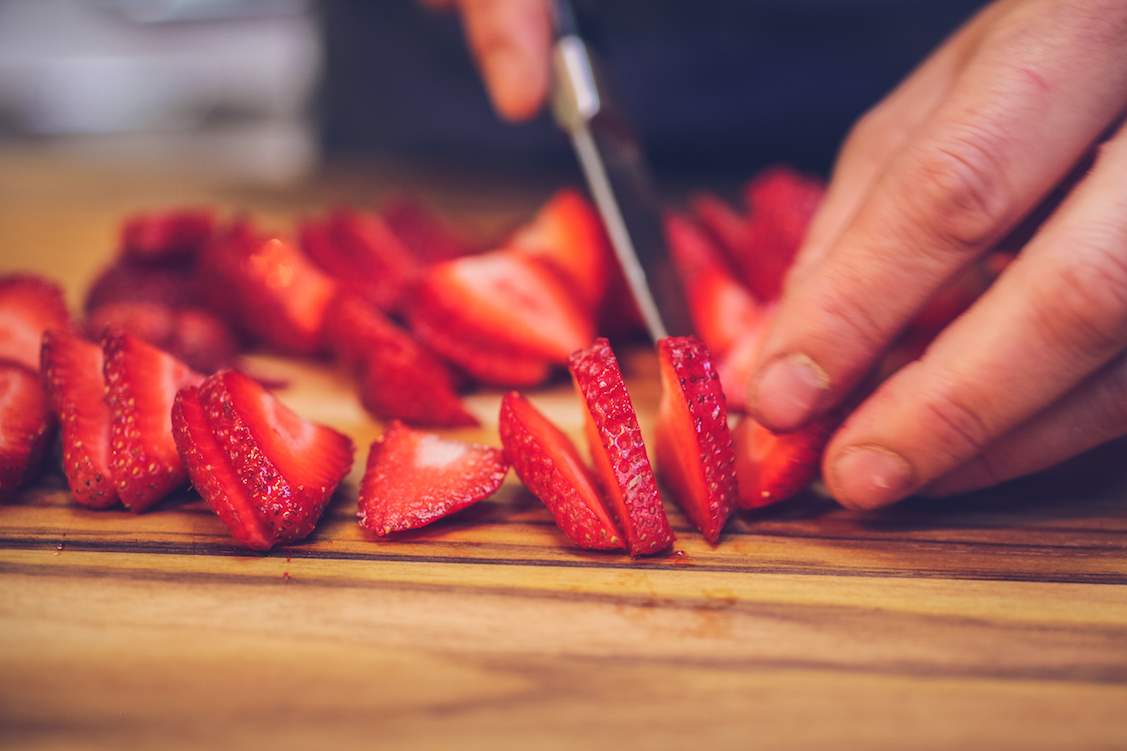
[[1034, 248, 1127, 360], [920, 384, 994, 461], [907, 129, 1011, 255]]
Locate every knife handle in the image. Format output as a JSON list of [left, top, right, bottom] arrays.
[[551, 0, 580, 39]]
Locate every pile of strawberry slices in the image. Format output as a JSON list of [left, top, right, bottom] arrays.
[[0, 168, 1002, 553]]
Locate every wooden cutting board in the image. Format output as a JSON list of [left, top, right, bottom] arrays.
[[1, 151, 1126, 750]]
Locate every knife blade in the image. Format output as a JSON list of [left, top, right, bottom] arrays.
[[549, 0, 693, 342]]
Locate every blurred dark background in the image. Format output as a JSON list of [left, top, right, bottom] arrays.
[[0, 0, 988, 183]]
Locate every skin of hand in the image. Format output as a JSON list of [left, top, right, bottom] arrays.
[[750, 0, 1127, 509]]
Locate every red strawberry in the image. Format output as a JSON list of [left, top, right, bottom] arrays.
[[507, 189, 611, 308], [0, 275, 70, 371], [357, 421, 508, 535], [40, 330, 118, 508], [199, 233, 337, 355], [0, 360, 54, 501], [383, 196, 475, 264], [87, 302, 238, 373], [324, 295, 476, 427], [120, 208, 215, 264], [172, 369, 354, 550], [716, 306, 775, 413], [415, 250, 594, 363], [102, 331, 202, 511], [569, 339, 674, 556], [499, 391, 624, 550], [691, 193, 789, 303], [408, 307, 552, 387], [84, 262, 200, 313], [300, 209, 418, 310], [733, 417, 831, 509], [665, 212, 763, 356], [742, 166, 825, 258], [655, 337, 737, 544]]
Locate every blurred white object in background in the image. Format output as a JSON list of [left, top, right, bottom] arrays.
[[0, 0, 321, 182]]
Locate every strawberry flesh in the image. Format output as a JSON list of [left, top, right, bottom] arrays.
[[358, 421, 508, 535], [120, 208, 215, 264], [86, 302, 238, 373], [733, 417, 831, 509], [499, 391, 624, 550], [569, 338, 673, 556], [324, 295, 476, 427], [655, 336, 737, 544], [665, 212, 762, 356], [383, 196, 475, 264], [102, 331, 202, 511], [0, 275, 70, 371], [40, 330, 118, 508], [174, 369, 354, 550], [0, 360, 54, 501]]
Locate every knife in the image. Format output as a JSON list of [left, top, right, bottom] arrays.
[[549, 0, 693, 342]]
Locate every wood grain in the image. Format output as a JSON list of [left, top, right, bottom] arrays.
[[1, 149, 1126, 750]]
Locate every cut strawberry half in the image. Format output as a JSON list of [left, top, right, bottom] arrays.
[[0, 275, 70, 371], [357, 421, 508, 536], [0, 360, 54, 501], [300, 209, 418, 310], [733, 417, 831, 509], [199, 233, 337, 355], [691, 192, 790, 303], [102, 331, 202, 511], [172, 369, 354, 550], [408, 306, 552, 387], [507, 189, 610, 308], [120, 208, 215, 264], [416, 250, 594, 363], [568, 339, 673, 556], [499, 391, 624, 550], [665, 212, 762, 357], [742, 166, 825, 260], [655, 337, 737, 544], [41, 330, 118, 508], [87, 302, 239, 374], [383, 196, 475, 264], [324, 295, 476, 427], [84, 262, 200, 313]]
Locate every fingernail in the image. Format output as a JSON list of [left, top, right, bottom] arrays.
[[832, 446, 914, 509], [751, 353, 829, 429]]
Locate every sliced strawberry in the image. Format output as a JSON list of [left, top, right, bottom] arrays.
[[40, 330, 118, 508], [0, 275, 70, 371], [300, 209, 418, 310], [383, 196, 475, 264], [499, 391, 624, 550], [0, 360, 54, 501], [416, 250, 594, 363], [742, 166, 825, 258], [733, 417, 831, 509], [691, 192, 789, 303], [655, 337, 737, 544], [87, 302, 238, 373], [102, 331, 202, 511], [120, 208, 215, 264], [199, 233, 337, 355], [568, 339, 673, 556], [324, 295, 476, 427], [357, 421, 508, 535], [408, 306, 552, 387], [665, 212, 762, 356], [507, 189, 610, 308], [174, 369, 354, 550], [84, 262, 200, 313], [716, 306, 775, 413]]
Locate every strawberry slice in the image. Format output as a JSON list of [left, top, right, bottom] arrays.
[[507, 189, 610, 308], [733, 417, 831, 509], [120, 208, 215, 264], [172, 369, 354, 550], [199, 233, 337, 355], [691, 192, 790, 303], [499, 391, 624, 550], [87, 302, 239, 374], [357, 421, 508, 535], [102, 331, 202, 511], [0, 275, 70, 371], [665, 212, 762, 356], [85, 262, 200, 313], [655, 337, 737, 544], [408, 306, 552, 387], [742, 166, 824, 260], [383, 196, 475, 264], [41, 330, 118, 508], [0, 360, 54, 501], [324, 295, 476, 427], [569, 339, 674, 556], [300, 209, 418, 310], [416, 250, 594, 363]]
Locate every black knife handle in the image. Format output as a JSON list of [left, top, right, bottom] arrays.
[[552, 0, 580, 39]]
